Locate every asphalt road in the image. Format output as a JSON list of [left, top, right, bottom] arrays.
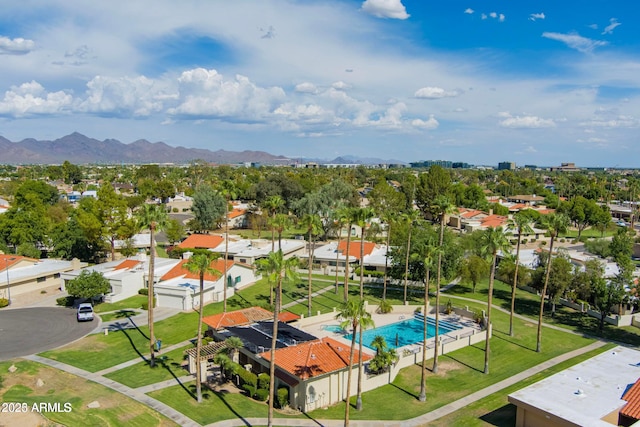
[[0, 307, 97, 361]]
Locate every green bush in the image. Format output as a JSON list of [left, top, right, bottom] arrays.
[[377, 299, 393, 314], [258, 373, 270, 390], [520, 239, 528, 244], [255, 388, 269, 402], [56, 296, 74, 307], [141, 298, 156, 310], [541, 241, 548, 246], [243, 384, 257, 398], [236, 367, 257, 389], [172, 207, 179, 213], [138, 288, 149, 295], [0, 298, 9, 308], [277, 387, 289, 408]]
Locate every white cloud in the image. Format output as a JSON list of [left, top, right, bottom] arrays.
[[361, 0, 409, 20], [529, 13, 545, 21], [489, 12, 497, 19], [580, 115, 639, 128], [169, 68, 286, 120], [79, 75, 168, 116], [499, 14, 505, 22], [331, 81, 350, 90], [411, 115, 439, 129], [499, 113, 556, 129], [464, 8, 474, 14], [542, 32, 608, 53], [0, 36, 35, 55], [601, 18, 621, 35], [414, 86, 458, 99], [481, 14, 488, 20], [0, 81, 73, 116], [588, 24, 598, 30], [294, 82, 317, 94]]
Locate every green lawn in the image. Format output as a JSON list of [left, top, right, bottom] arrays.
[[0, 360, 177, 427], [94, 294, 148, 313], [104, 345, 193, 388]]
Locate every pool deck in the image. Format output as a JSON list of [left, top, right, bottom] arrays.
[[297, 308, 482, 356]]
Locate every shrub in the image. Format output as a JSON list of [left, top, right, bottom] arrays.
[[255, 388, 269, 402], [243, 384, 257, 398], [541, 241, 548, 246], [377, 299, 393, 314], [0, 298, 9, 308], [277, 387, 289, 408], [172, 207, 179, 213], [40, 290, 47, 294], [56, 296, 74, 307], [141, 298, 156, 310], [138, 288, 149, 295], [236, 367, 257, 389], [258, 373, 270, 390], [520, 239, 528, 245]]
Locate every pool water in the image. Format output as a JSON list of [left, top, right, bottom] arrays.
[[322, 324, 344, 333], [346, 317, 462, 350]]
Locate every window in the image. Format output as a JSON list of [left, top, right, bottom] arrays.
[[37, 277, 46, 283], [54, 273, 60, 279]]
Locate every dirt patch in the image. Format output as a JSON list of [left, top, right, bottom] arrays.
[[433, 360, 461, 375], [208, 380, 242, 394], [0, 410, 59, 427]]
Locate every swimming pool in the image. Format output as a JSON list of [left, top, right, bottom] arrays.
[[345, 316, 462, 350]]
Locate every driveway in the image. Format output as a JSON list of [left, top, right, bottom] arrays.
[[0, 307, 97, 361]]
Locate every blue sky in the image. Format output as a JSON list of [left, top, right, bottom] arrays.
[[0, 0, 639, 166]]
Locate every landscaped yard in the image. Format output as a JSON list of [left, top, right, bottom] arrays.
[[0, 360, 177, 427], [104, 345, 193, 388], [93, 294, 148, 313]]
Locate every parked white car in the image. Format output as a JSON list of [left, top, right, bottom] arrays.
[[76, 303, 94, 322]]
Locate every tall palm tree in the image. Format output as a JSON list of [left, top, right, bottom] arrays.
[[353, 207, 375, 298], [536, 213, 569, 353], [184, 252, 221, 403], [341, 207, 356, 301], [401, 210, 420, 304], [479, 226, 511, 374], [256, 250, 299, 427], [380, 211, 394, 301], [136, 204, 168, 368], [223, 336, 244, 363], [300, 213, 323, 317], [431, 195, 455, 374], [333, 207, 349, 296], [270, 213, 292, 252], [419, 242, 438, 402], [507, 212, 534, 336], [219, 182, 237, 313], [263, 195, 285, 252], [336, 299, 374, 426]]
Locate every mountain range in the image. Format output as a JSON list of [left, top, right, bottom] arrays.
[[0, 133, 404, 165]]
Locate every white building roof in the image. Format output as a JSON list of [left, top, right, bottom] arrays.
[[5, 258, 78, 282], [509, 346, 640, 427], [212, 238, 305, 259]]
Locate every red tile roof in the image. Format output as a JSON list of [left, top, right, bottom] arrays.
[[160, 258, 234, 282], [202, 306, 299, 329], [337, 241, 376, 259], [260, 337, 372, 380], [178, 234, 224, 249], [480, 215, 508, 228], [228, 209, 246, 219], [113, 259, 141, 270], [621, 378, 640, 420], [0, 254, 38, 268]]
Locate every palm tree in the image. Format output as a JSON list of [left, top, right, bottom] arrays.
[[341, 207, 356, 301], [300, 213, 323, 317], [536, 213, 569, 353], [270, 213, 292, 252], [219, 182, 237, 313], [256, 250, 299, 427], [419, 242, 438, 402], [380, 211, 394, 300], [223, 336, 244, 363], [263, 195, 285, 252], [184, 252, 221, 403], [333, 207, 349, 296], [401, 210, 420, 304], [479, 226, 511, 374], [353, 207, 375, 298], [136, 204, 168, 368], [507, 212, 534, 336], [431, 195, 455, 374], [336, 299, 374, 426]]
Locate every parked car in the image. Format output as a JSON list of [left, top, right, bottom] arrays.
[[77, 303, 94, 322]]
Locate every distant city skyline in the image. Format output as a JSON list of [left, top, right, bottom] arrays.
[[1, 1, 639, 167]]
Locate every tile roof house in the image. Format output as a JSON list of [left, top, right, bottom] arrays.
[[202, 306, 299, 330], [305, 241, 389, 273], [178, 234, 225, 250], [620, 378, 640, 425], [154, 258, 259, 310], [259, 337, 373, 411]]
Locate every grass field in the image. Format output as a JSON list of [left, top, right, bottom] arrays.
[[0, 360, 177, 427]]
